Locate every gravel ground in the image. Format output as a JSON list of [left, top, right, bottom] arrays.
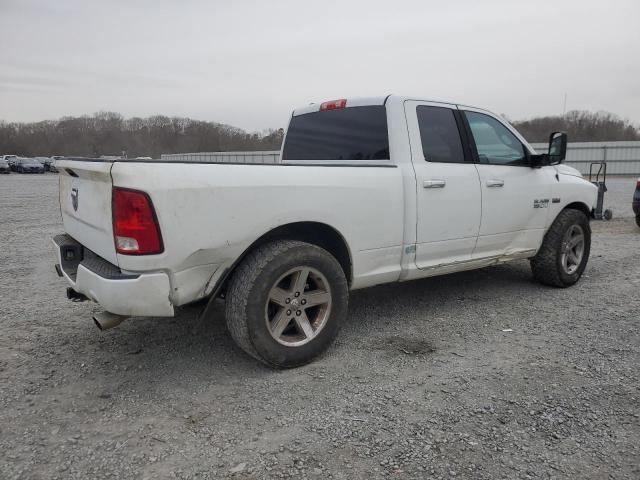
[[1, 174, 639, 480]]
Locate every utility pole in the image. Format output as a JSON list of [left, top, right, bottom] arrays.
[[562, 93, 567, 116]]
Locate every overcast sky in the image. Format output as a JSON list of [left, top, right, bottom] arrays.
[[1, 0, 638, 131]]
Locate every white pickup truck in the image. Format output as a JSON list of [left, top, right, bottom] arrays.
[[53, 95, 597, 367]]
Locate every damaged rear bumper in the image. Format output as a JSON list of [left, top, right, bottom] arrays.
[[53, 234, 174, 317]]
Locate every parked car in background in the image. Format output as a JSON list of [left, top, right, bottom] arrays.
[[37, 156, 59, 172], [50, 156, 64, 173], [0, 159, 10, 173], [53, 95, 597, 367], [16, 157, 45, 174], [34, 157, 53, 171], [2, 155, 18, 171], [633, 178, 640, 227]]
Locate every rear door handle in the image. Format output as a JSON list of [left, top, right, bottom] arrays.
[[486, 179, 504, 187], [423, 179, 446, 188]]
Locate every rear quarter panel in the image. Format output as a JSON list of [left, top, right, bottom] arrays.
[[110, 162, 405, 298]]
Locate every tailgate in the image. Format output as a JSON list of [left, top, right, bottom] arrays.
[[58, 160, 118, 265]]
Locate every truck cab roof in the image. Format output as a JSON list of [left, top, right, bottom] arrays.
[[292, 95, 492, 117]]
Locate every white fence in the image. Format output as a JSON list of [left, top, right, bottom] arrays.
[[530, 141, 640, 175], [160, 151, 280, 164], [161, 141, 640, 175]]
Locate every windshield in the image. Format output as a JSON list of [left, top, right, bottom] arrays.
[[282, 106, 390, 161], [21, 159, 40, 165]]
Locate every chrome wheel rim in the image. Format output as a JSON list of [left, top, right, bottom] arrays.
[[265, 267, 332, 347], [561, 224, 585, 275]]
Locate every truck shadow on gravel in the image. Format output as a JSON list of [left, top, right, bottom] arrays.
[[73, 260, 537, 380]]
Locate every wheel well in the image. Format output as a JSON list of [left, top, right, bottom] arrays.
[[211, 222, 352, 300], [251, 222, 353, 284], [564, 202, 591, 218]]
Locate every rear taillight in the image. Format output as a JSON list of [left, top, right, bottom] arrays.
[[320, 99, 347, 111], [112, 188, 163, 255], [636, 178, 640, 189]]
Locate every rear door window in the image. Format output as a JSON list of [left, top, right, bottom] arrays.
[[416, 106, 466, 163], [282, 106, 389, 161]]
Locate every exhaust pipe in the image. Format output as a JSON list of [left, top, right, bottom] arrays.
[[93, 311, 128, 331]]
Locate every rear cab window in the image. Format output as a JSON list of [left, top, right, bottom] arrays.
[[282, 106, 390, 161]]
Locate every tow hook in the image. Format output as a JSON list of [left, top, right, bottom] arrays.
[[66, 287, 88, 302]]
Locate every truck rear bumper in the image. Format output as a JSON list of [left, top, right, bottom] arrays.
[[53, 234, 174, 317]]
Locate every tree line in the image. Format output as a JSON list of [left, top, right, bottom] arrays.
[[511, 110, 640, 143], [0, 109, 638, 158], [0, 112, 284, 158]]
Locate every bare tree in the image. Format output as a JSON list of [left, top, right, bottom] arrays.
[[0, 112, 285, 157], [512, 110, 640, 143]]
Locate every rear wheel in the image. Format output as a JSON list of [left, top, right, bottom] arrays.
[[530, 208, 591, 287], [224, 240, 348, 368], [636, 215, 640, 228]]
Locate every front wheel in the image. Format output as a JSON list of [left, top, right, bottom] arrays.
[[530, 209, 591, 287], [224, 240, 349, 368]]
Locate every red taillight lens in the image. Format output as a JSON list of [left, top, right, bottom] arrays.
[[112, 188, 163, 255], [636, 178, 640, 189], [320, 99, 347, 111]]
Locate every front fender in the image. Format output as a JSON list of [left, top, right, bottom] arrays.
[[547, 174, 598, 229]]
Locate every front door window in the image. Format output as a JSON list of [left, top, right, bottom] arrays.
[[465, 111, 526, 166]]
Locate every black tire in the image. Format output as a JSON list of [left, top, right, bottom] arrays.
[[530, 208, 591, 287], [636, 215, 640, 228], [224, 240, 349, 368]]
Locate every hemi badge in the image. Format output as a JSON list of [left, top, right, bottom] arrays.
[[552, 198, 561, 203]]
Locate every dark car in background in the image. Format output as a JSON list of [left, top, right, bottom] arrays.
[[16, 157, 45, 174], [0, 159, 10, 173], [633, 178, 640, 228]]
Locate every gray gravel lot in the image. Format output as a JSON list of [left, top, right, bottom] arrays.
[[1, 174, 639, 480]]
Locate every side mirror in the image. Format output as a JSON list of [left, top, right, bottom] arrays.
[[548, 131, 567, 164]]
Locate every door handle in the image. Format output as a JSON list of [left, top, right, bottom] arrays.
[[486, 179, 504, 187], [423, 179, 446, 188]]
